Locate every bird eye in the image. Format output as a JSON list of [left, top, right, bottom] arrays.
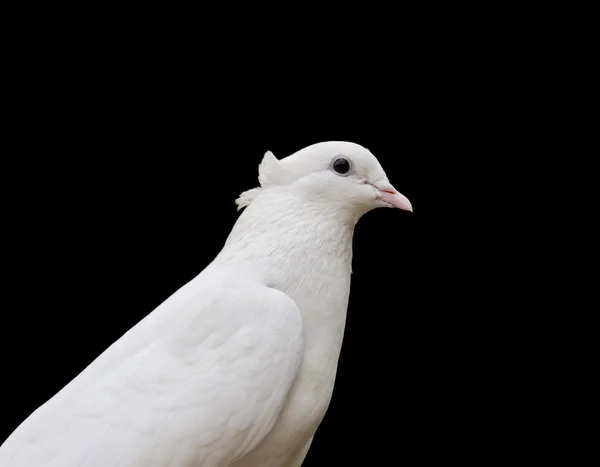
[[332, 157, 351, 175]]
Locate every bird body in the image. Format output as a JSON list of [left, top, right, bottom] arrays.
[[0, 141, 412, 466]]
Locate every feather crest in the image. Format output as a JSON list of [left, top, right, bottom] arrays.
[[235, 151, 280, 210], [235, 187, 262, 210]]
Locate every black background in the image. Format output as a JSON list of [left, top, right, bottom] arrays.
[[0, 11, 538, 465]]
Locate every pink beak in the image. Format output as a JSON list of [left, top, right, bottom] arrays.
[[371, 180, 413, 212]]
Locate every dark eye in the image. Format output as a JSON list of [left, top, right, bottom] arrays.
[[332, 157, 351, 175]]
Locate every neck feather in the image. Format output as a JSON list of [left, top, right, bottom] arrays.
[[216, 189, 357, 296]]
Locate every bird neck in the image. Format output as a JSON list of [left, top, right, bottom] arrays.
[[216, 189, 357, 302]]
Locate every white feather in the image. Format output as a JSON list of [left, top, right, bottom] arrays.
[[0, 269, 303, 467], [0, 141, 408, 466]]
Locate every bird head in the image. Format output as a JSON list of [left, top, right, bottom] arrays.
[[236, 141, 412, 218]]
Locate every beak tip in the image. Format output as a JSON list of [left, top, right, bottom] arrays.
[[371, 180, 413, 213], [391, 192, 413, 213]]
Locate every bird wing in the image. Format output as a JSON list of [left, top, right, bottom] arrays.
[[0, 268, 304, 467]]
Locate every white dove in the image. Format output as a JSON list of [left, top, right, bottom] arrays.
[[0, 141, 412, 467]]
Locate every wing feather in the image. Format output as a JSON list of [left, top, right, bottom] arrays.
[[0, 267, 304, 467]]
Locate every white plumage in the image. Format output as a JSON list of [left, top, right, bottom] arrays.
[[0, 141, 412, 466]]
